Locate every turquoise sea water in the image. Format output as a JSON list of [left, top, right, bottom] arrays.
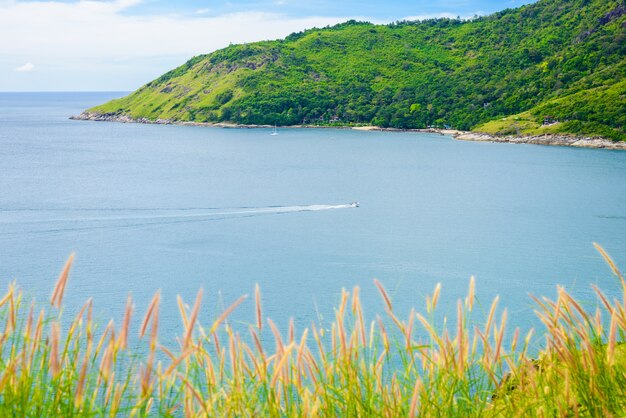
[[1, 92, 625, 341]]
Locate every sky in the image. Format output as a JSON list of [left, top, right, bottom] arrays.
[[0, 0, 535, 91]]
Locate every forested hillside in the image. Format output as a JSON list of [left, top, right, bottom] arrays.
[[84, 0, 626, 140]]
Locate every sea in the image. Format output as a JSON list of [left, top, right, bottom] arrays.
[[1, 92, 625, 344]]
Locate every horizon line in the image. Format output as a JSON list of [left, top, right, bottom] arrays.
[[0, 91, 131, 94]]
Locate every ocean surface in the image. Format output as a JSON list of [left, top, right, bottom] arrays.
[[1, 92, 625, 343]]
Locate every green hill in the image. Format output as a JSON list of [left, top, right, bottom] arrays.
[[83, 0, 626, 141]]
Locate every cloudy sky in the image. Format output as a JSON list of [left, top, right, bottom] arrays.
[[0, 0, 534, 91]]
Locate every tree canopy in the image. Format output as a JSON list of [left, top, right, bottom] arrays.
[[88, 0, 626, 140]]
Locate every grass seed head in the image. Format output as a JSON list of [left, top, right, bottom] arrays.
[[50, 253, 75, 308]]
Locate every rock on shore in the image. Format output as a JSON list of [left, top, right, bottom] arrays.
[[69, 112, 273, 129], [454, 132, 626, 150], [70, 112, 626, 150]]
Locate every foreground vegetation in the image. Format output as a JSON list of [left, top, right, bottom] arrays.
[[0, 244, 625, 416], [85, 0, 626, 140]]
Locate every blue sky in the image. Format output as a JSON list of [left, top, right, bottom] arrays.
[[0, 0, 535, 91], [112, 0, 528, 20], [36, 0, 531, 19]]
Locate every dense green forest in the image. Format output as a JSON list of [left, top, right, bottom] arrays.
[[86, 0, 626, 140]]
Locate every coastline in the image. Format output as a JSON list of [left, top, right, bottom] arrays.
[[70, 112, 626, 150]]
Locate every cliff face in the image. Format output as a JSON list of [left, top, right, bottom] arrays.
[[79, 0, 626, 141]]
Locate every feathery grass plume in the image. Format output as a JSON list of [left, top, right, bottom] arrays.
[[1, 247, 626, 415], [98, 320, 116, 385], [510, 327, 520, 353], [467, 276, 476, 311], [248, 325, 265, 359], [50, 253, 75, 308], [255, 284, 263, 330], [209, 295, 247, 335], [0, 282, 14, 308], [95, 319, 115, 357], [408, 375, 423, 416], [373, 278, 393, 312], [141, 350, 155, 398], [296, 328, 308, 373], [177, 295, 189, 331], [493, 308, 507, 363], [405, 308, 415, 350], [140, 292, 161, 400], [376, 315, 390, 352], [177, 372, 206, 413], [0, 356, 18, 392], [48, 322, 61, 377], [163, 349, 192, 377], [607, 309, 618, 366], [183, 288, 203, 349], [426, 282, 443, 314], [484, 295, 500, 338], [24, 301, 35, 343], [150, 296, 160, 350], [594, 242, 625, 287], [72, 297, 93, 330], [417, 313, 444, 349], [6, 287, 16, 334], [351, 286, 367, 347], [289, 317, 295, 345], [456, 300, 466, 375], [140, 290, 161, 338], [268, 318, 287, 360], [373, 279, 405, 336], [271, 343, 294, 388], [227, 328, 237, 377], [118, 295, 133, 350], [74, 342, 91, 408]]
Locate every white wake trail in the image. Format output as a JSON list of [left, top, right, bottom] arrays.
[[0, 203, 358, 226]]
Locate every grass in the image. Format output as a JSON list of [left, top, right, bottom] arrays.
[[473, 80, 626, 142], [0, 245, 625, 416]]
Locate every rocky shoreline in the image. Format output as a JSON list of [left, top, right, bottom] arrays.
[[452, 132, 626, 150], [70, 112, 626, 150]]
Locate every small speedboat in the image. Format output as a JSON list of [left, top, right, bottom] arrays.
[[350, 201, 359, 208]]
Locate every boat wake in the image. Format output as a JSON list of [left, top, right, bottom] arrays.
[[0, 203, 359, 235]]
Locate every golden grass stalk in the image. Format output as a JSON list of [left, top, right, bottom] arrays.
[[255, 283, 263, 330], [140, 291, 161, 338], [431, 283, 442, 312], [268, 318, 285, 355], [209, 295, 247, 335], [467, 276, 476, 311], [374, 279, 393, 312], [0, 247, 625, 416], [177, 295, 189, 331], [48, 322, 61, 377], [117, 295, 133, 350], [0, 282, 14, 308], [607, 309, 618, 366], [594, 242, 625, 288], [50, 253, 75, 308], [408, 376, 423, 417], [183, 288, 203, 349]]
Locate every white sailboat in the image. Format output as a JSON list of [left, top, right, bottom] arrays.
[[270, 125, 278, 136]]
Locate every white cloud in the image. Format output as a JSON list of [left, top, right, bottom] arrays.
[[4, 1, 481, 90], [14, 62, 35, 72], [0, 0, 367, 89], [0, 1, 354, 61]]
